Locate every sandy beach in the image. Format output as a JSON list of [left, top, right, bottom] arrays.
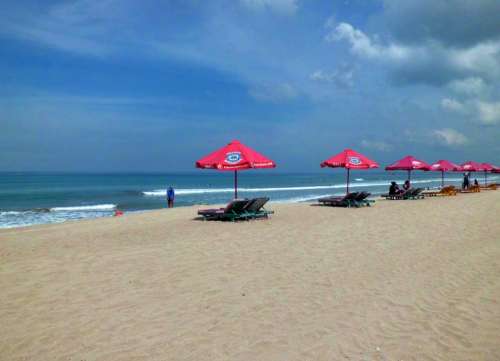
[[1, 192, 499, 361]]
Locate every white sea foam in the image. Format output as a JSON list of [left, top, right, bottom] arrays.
[[50, 204, 117, 212], [142, 179, 454, 197], [0, 206, 117, 229], [273, 193, 345, 203], [141, 174, 484, 198], [0, 211, 22, 215]]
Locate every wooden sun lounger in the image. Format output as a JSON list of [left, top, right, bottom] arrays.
[[460, 185, 481, 193], [422, 185, 457, 197], [480, 184, 497, 190]]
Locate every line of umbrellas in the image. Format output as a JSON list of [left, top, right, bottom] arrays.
[[196, 140, 500, 198]]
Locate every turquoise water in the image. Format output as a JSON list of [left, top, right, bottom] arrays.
[[1, 171, 496, 228]]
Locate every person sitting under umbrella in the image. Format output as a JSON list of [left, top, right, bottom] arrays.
[[389, 181, 402, 195], [403, 180, 411, 191]]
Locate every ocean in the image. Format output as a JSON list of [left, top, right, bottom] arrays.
[[1, 171, 496, 229]]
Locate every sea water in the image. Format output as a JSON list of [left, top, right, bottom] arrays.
[[1, 171, 496, 229]]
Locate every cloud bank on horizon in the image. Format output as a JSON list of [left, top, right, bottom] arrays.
[[0, 0, 499, 171]]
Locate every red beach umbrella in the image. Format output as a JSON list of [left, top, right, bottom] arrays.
[[320, 148, 379, 194], [385, 155, 431, 180], [430, 160, 461, 188], [195, 140, 276, 199], [460, 161, 484, 172], [481, 163, 495, 185], [492, 165, 500, 174]]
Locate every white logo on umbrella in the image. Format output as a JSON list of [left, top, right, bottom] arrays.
[[412, 161, 421, 166], [349, 156, 361, 165], [225, 152, 242, 164]]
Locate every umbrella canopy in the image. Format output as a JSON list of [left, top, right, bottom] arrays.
[[481, 163, 494, 171], [385, 155, 430, 180], [195, 140, 276, 198], [492, 165, 500, 174], [321, 148, 379, 194], [430, 160, 461, 187], [460, 161, 484, 172]]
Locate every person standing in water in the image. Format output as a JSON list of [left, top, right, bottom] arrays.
[[167, 186, 175, 208]]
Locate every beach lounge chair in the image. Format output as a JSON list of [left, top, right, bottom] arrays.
[[197, 199, 250, 221], [480, 184, 497, 190], [406, 188, 424, 199], [422, 185, 457, 197], [241, 197, 274, 219], [382, 188, 424, 200], [353, 191, 375, 206], [382, 189, 409, 200], [318, 192, 359, 207], [460, 185, 481, 193]]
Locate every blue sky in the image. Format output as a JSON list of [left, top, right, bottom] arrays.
[[1, 0, 499, 172]]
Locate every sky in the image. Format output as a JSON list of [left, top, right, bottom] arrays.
[[1, 0, 499, 172]]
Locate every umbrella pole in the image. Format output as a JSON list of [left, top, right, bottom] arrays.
[[408, 170, 411, 181], [234, 170, 238, 199], [485, 171, 487, 186], [442, 170, 444, 188], [346, 168, 350, 194]]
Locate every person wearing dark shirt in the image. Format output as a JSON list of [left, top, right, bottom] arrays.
[[403, 180, 411, 191], [167, 186, 175, 208], [463, 173, 470, 190], [389, 181, 400, 195], [473, 178, 479, 187]]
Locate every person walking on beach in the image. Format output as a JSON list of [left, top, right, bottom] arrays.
[[167, 186, 175, 208], [463, 173, 470, 190]]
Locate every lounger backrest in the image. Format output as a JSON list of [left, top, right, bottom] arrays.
[[355, 191, 371, 201], [413, 188, 423, 195], [346, 192, 359, 201], [224, 199, 250, 214], [244, 197, 270, 212]]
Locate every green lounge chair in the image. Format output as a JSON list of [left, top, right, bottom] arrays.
[[197, 199, 250, 221], [382, 188, 424, 200], [318, 192, 360, 207], [354, 191, 375, 206], [241, 197, 274, 219]]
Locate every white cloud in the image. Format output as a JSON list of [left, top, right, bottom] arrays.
[[360, 139, 392, 152], [326, 22, 412, 61], [476, 101, 500, 125], [447, 77, 487, 96], [248, 83, 298, 102], [441, 98, 466, 113], [448, 42, 500, 79], [310, 68, 354, 88], [432, 128, 469, 146], [327, 22, 500, 85], [240, 0, 298, 15]]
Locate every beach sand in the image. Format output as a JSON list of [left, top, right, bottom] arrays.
[[1, 192, 500, 361]]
